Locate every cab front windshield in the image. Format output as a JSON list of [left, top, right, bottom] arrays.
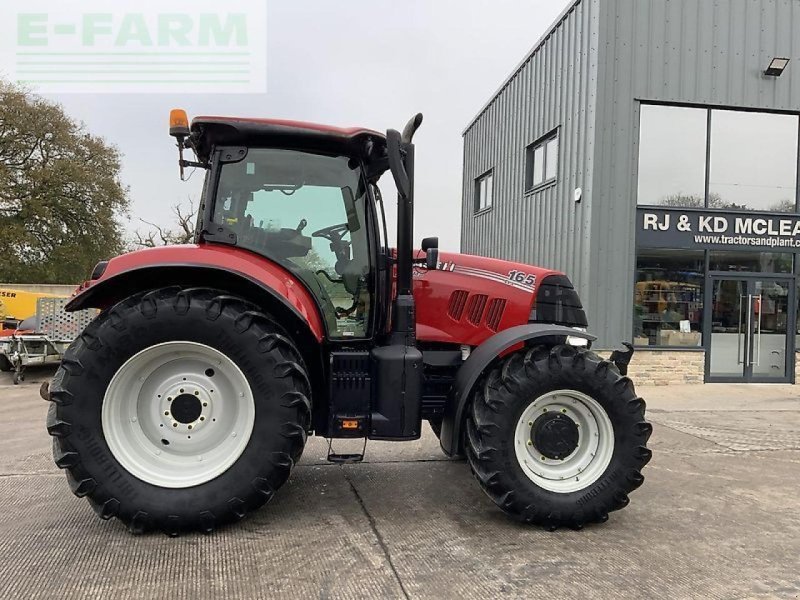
[[213, 147, 371, 338]]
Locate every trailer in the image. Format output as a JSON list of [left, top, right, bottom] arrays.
[[0, 297, 96, 384]]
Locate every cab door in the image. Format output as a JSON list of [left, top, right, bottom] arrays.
[[211, 147, 376, 339]]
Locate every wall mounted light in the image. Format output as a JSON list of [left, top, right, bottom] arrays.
[[764, 57, 790, 77]]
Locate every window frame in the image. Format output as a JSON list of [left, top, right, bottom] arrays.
[[474, 169, 494, 214], [525, 129, 560, 193]]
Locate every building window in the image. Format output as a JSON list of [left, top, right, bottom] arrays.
[[475, 170, 493, 212], [634, 249, 705, 347], [637, 104, 800, 212], [709, 110, 798, 212], [525, 132, 559, 191], [637, 105, 707, 207], [708, 251, 793, 274]]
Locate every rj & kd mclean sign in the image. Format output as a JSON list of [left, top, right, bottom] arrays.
[[637, 208, 800, 251]]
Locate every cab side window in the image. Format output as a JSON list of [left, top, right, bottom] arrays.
[[214, 148, 372, 338]]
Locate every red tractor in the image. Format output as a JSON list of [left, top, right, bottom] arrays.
[[45, 111, 651, 535]]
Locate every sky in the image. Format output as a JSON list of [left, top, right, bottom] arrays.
[[39, 0, 571, 252]]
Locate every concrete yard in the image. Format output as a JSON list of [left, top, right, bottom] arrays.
[[1, 368, 799, 599]]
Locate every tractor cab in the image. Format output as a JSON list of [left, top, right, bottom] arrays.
[[176, 113, 395, 341]]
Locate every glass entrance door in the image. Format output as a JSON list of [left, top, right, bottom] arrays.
[[708, 278, 791, 382]]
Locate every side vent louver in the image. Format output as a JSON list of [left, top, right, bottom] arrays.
[[466, 294, 488, 325], [448, 290, 469, 320], [485, 298, 507, 331], [448, 291, 505, 330]]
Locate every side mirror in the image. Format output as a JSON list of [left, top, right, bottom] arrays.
[[386, 129, 410, 200], [426, 248, 439, 270], [421, 237, 438, 251]]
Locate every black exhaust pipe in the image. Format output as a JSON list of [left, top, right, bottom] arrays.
[[386, 113, 423, 340], [370, 114, 424, 441]]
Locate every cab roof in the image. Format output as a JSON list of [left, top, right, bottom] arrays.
[[189, 116, 386, 163]]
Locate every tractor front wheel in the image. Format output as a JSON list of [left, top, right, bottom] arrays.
[[466, 344, 652, 529], [46, 287, 311, 535]]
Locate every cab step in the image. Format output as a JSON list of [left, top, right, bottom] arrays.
[[326, 452, 365, 464], [326, 438, 367, 464]]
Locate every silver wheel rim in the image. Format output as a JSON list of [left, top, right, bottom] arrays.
[[514, 389, 614, 493], [102, 341, 255, 488]]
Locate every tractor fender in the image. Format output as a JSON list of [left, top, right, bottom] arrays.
[[67, 262, 326, 341], [438, 324, 596, 457], [66, 245, 328, 343]]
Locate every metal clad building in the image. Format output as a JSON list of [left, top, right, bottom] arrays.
[[462, 0, 800, 384], [462, 0, 599, 294]]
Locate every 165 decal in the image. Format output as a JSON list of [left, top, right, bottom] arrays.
[[507, 270, 536, 288]]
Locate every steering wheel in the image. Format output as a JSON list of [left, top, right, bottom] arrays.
[[312, 222, 352, 266], [311, 223, 349, 242]]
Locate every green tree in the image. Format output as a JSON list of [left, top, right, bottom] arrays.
[[0, 82, 129, 284]]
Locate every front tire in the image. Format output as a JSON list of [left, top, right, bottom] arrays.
[[46, 287, 311, 535], [466, 344, 652, 529]]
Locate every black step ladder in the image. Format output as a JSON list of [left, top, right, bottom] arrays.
[[326, 438, 367, 464]]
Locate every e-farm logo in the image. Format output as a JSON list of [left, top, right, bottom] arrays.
[[2, 1, 266, 93]]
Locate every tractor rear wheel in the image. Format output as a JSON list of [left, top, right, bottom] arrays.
[[466, 344, 652, 529], [46, 287, 311, 535]]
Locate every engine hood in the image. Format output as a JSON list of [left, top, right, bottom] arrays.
[[412, 250, 566, 346], [422, 251, 563, 293]]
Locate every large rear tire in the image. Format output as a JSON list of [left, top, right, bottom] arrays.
[[46, 287, 311, 535], [466, 344, 652, 529]]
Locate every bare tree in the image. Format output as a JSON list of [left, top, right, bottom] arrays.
[[657, 192, 747, 211], [132, 199, 197, 248]]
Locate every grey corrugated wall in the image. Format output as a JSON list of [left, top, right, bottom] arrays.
[[591, 0, 800, 346], [461, 0, 600, 313], [462, 0, 800, 348]]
